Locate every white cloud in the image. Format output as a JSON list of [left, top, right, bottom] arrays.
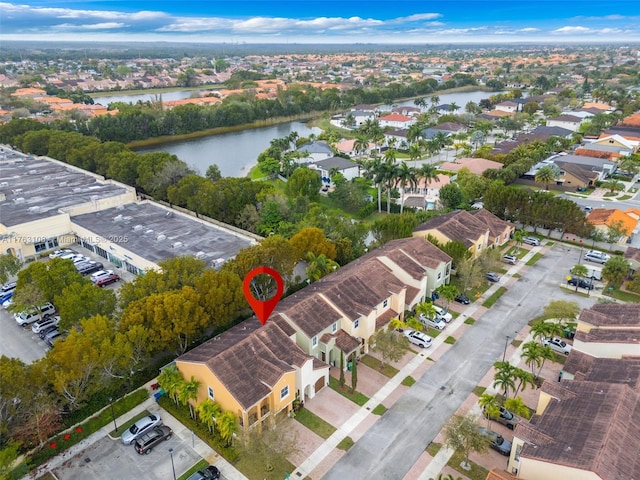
[[54, 22, 126, 30], [518, 27, 540, 32], [553, 26, 593, 34]]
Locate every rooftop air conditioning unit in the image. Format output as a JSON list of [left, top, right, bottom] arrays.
[[132, 225, 143, 232], [113, 215, 123, 222], [172, 241, 183, 249], [156, 234, 166, 241]]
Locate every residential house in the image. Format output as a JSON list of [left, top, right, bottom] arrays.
[[546, 114, 583, 132], [378, 113, 415, 129], [553, 162, 600, 190], [391, 106, 421, 117], [586, 208, 638, 244], [350, 109, 376, 126], [413, 209, 514, 257], [589, 134, 639, 153], [308, 156, 359, 185], [402, 174, 451, 211], [175, 319, 329, 434], [432, 122, 466, 135], [384, 129, 410, 150], [334, 138, 374, 157], [273, 237, 452, 365], [495, 100, 519, 113], [296, 141, 334, 163]]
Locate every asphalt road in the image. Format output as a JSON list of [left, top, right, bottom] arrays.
[[322, 243, 597, 480]]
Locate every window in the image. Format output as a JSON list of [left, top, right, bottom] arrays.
[[332, 322, 337, 333], [208, 386, 214, 400], [354, 319, 359, 329], [280, 385, 289, 400], [437, 272, 442, 280], [312, 336, 318, 347], [383, 299, 388, 308]]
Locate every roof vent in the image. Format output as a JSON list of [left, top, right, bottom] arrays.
[[123, 216, 133, 221], [156, 234, 166, 241], [172, 241, 183, 249], [133, 224, 143, 232], [113, 214, 123, 222], [0, 181, 8, 187], [12, 188, 22, 194], [28, 169, 38, 174], [27, 206, 41, 213], [195, 251, 206, 259], [14, 197, 25, 204], [165, 211, 173, 218], [144, 229, 154, 235], [58, 181, 68, 187]]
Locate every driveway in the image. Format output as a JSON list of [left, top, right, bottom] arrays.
[[322, 242, 597, 480]]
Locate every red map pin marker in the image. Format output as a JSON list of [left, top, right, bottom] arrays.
[[243, 266, 284, 325]]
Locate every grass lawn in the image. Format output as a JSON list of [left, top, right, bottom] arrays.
[[294, 409, 336, 439], [512, 340, 523, 348], [483, 287, 507, 308], [110, 410, 150, 438], [359, 354, 399, 378], [605, 288, 640, 303], [328, 377, 369, 406], [426, 442, 442, 456], [402, 376, 416, 386], [444, 336, 456, 344], [178, 459, 209, 480], [472, 385, 486, 396], [447, 450, 489, 480], [526, 253, 543, 266], [234, 454, 296, 480], [464, 317, 476, 325], [372, 404, 388, 415], [337, 436, 355, 451]]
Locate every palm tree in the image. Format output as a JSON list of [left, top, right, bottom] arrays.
[[306, 252, 339, 281], [513, 230, 524, 253], [178, 376, 201, 418], [504, 396, 532, 420], [571, 264, 589, 292], [197, 399, 222, 433], [217, 411, 237, 446], [353, 134, 369, 157], [602, 179, 625, 194], [396, 162, 417, 213], [512, 368, 536, 397], [521, 341, 544, 378], [158, 364, 183, 405], [407, 123, 424, 145], [380, 159, 400, 213], [430, 95, 440, 110], [478, 393, 501, 429], [415, 301, 438, 320], [408, 143, 422, 167], [534, 165, 559, 191], [449, 102, 459, 113], [433, 131, 449, 160], [493, 361, 517, 399], [418, 163, 440, 208]]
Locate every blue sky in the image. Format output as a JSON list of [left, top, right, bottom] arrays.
[[2, 1, 639, 43]]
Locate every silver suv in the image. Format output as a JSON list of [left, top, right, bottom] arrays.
[[584, 250, 610, 264], [522, 236, 540, 246]]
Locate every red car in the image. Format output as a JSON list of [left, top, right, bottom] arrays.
[[94, 273, 120, 287]]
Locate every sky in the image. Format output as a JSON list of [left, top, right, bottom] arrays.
[[2, 1, 640, 44]]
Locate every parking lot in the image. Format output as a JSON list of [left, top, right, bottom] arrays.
[[0, 244, 129, 363]]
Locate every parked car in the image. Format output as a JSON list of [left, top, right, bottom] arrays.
[[584, 250, 610, 264], [0, 290, 14, 305], [49, 249, 76, 259], [478, 427, 512, 456], [583, 206, 593, 213], [44, 331, 63, 348], [522, 236, 541, 246], [186, 465, 221, 480], [403, 329, 432, 349], [0, 281, 17, 295], [2, 298, 13, 310], [567, 275, 594, 290], [95, 272, 120, 287], [432, 305, 453, 323], [91, 270, 114, 283], [76, 261, 103, 276], [484, 406, 520, 430], [14, 302, 56, 326], [121, 414, 162, 445], [543, 336, 572, 355], [502, 255, 517, 265], [418, 313, 446, 330], [39, 325, 59, 339], [32, 315, 61, 334], [486, 272, 500, 283], [455, 293, 470, 305], [133, 425, 172, 454]]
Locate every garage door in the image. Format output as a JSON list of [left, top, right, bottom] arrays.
[[315, 376, 326, 393]]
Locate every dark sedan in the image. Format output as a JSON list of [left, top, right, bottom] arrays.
[[455, 293, 471, 304], [186, 465, 221, 480]]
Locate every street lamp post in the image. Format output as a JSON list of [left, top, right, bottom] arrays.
[[169, 448, 176, 480], [502, 335, 510, 362], [109, 397, 118, 432]]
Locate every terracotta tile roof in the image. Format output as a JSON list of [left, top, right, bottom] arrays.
[[624, 246, 640, 265], [379, 113, 413, 122], [375, 308, 398, 329], [563, 348, 596, 377], [575, 328, 640, 344], [581, 303, 640, 327], [414, 210, 488, 247], [574, 148, 622, 161], [325, 329, 361, 354], [275, 291, 343, 338], [471, 209, 515, 239], [619, 113, 640, 128], [518, 381, 640, 480], [178, 320, 310, 410], [582, 357, 640, 386], [586, 208, 637, 236], [485, 468, 519, 480]]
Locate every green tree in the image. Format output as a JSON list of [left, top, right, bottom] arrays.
[[235, 419, 299, 472], [534, 165, 560, 191], [217, 411, 237, 446], [521, 341, 553, 379], [197, 399, 223, 434], [178, 376, 201, 419], [478, 393, 500, 429], [285, 167, 322, 201], [493, 361, 518, 399], [602, 255, 630, 288], [504, 396, 532, 420], [443, 414, 489, 470], [0, 442, 21, 479], [305, 252, 339, 282], [55, 283, 117, 331], [16, 258, 86, 304], [289, 227, 337, 261], [371, 213, 419, 245], [602, 179, 625, 194], [158, 364, 183, 405], [194, 269, 245, 330], [369, 328, 409, 368], [351, 355, 358, 393], [542, 300, 580, 324], [0, 254, 21, 285], [438, 183, 466, 209], [436, 284, 459, 311]]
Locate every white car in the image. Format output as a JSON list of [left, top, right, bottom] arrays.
[[403, 329, 432, 349], [418, 313, 446, 330], [91, 270, 114, 282], [49, 249, 75, 259], [32, 315, 61, 334], [432, 305, 453, 323], [522, 236, 540, 246], [14, 302, 56, 326], [120, 414, 162, 445], [584, 250, 610, 264], [542, 337, 572, 355]]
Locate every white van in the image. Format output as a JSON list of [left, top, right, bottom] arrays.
[[15, 302, 56, 326], [578, 264, 602, 281]]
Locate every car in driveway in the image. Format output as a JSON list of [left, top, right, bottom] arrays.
[[403, 329, 432, 348], [478, 427, 512, 456], [94, 272, 120, 287], [186, 465, 221, 480], [133, 425, 172, 454], [543, 336, 572, 355], [432, 305, 453, 322], [455, 293, 471, 305], [418, 313, 446, 330], [567, 275, 594, 290], [486, 272, 500, 282], [484, 406, 520, 430], [584, 250, 610, 264], [522, 236, 541, 246], [121, 414, 162, 445], [503, 254, 517, 265], [32, 315, 60, 334]]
